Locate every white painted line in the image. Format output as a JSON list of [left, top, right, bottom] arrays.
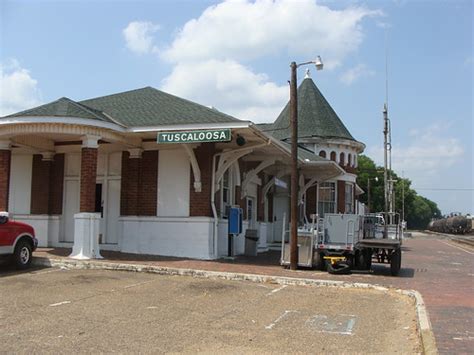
[[266, 285, 287, 296], [265, 310, 297, 330], [123, 280, 155, 289], [49, 301, 71, 307], [439, 240, 474, 255]]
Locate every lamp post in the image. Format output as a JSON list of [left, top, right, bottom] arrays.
[[367, 176, 379, 213], [289, 56, 323, 271]]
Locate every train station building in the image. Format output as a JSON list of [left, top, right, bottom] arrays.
[[0, 72, 364, 259]]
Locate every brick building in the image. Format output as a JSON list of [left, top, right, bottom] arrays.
[[0, 86, 344, 259]]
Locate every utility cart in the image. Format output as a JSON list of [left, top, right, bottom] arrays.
[[280, 213, 403, 276]]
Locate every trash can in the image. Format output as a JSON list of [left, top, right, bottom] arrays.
[[244, 229, 259, 256]]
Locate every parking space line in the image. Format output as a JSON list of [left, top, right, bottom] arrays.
[[49, 301, 71, 307], [266, 285, 287, 296], [265, 310, 298, 330], [123, 280, 156, 289]]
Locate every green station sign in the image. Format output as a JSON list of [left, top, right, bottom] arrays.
[[157, 129, 231, 144]]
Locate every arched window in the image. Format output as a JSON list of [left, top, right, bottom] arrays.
[[348, 154, 352, 167], [339, 152, 345, 165], [319, 150, 327, 158], [330, 151, 336, 161]]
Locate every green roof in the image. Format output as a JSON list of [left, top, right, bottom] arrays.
[[3, 86, 242, 127], [80, 86, 240, 127], [5, 97, 112, 123], [271, 77, 355, 141]]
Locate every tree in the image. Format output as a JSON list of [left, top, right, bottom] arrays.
[[356, 154, 441, 229]]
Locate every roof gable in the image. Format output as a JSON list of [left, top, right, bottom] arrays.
[[4, 97, 113, 123], [271, 78, 355, 141], [79, 86, 241, 127]]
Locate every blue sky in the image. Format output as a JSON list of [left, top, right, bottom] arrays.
[[1, 0, 472, 214]]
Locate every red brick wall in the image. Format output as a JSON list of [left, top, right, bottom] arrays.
[[138, 150, 158, 216], [49, 154, 64, 214], [30, 155, 51, 214], [337, 180, 345, 213], [120, 150, 158, 216], [190, 143, 215, 217], [80, 148, 98, 212], [305, 184, 317, 219], [0, 150, 11, 211], [120, 151, 140, 216]]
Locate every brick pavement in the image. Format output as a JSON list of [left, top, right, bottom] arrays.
[[34, 233, 473, 354]]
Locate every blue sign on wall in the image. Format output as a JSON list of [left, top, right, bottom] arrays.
[[228, 207, 243, 235]]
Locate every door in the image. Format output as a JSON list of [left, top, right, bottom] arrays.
[[273, 195, 289, 243], [95, 183, 104, 243], [246, 197, 257, 229]]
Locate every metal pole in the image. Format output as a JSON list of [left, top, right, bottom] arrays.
[[402, 171, 405, 225], [290, 61, 299, 270], [367, 178, 371, 213], [383, 104, 388, 238]]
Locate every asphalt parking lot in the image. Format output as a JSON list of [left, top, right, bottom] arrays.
[[0, 267, 420, 353]]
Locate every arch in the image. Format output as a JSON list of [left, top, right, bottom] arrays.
[[348, 153, 352, 167], [319, 150, 327, 158], [330, 151, 336, 161], [339, 152, 345, 165]]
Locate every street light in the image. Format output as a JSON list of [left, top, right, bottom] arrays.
[[289, 56, 323, 271], [367, 176, 379, 213]]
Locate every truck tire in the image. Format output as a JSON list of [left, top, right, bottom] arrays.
[[13, 240, 32, 269], [312, 252, 324, 271], [390, 248, 401, 276]]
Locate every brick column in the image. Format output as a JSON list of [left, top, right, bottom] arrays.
[[120, 150, 142, 216], [0, 140, 11, 211], [79, 136, 99, 212]]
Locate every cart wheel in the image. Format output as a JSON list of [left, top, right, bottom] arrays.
[[313, 252, 324, 271], [390, 248, 402, 276], [356, 250, 370, 270]]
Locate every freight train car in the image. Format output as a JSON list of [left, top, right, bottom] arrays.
[[428, 215, 472, 235]]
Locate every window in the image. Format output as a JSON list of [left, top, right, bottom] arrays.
[[319, 150, 327, 158], [318, 182, 336, 217], [348, 154, 352, 167], [345, 183, 354, 214], [330, 151, 336, 161], [339, 152, 345, 165]]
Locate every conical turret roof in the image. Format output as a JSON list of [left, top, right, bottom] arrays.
[[271, 77, 355, 141]]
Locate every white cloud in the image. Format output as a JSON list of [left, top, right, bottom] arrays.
[[123, 21, 160, 54], [157, 0, 380, 122], [339, 64, 375, 85], [162, 0, 381, 69], [367, 122, 464, 181], [0, 59, 42, 116], [162, 59, 288, 122]]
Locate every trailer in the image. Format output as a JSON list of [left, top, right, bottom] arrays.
[[280, 213, 403, 276]]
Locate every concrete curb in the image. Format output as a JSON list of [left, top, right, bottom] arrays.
[[33, 256, 437, 354]]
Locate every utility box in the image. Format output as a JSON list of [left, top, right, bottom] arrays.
[[228, 207, 243, 235]]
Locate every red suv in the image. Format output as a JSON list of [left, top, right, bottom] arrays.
[[0, 212, 38, 269]]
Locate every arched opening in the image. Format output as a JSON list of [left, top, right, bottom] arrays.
[[330, 151, 336, 161], [348, 153, 352, 167], [339, 152, 345, 165], [319, 150, 326, 158]]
